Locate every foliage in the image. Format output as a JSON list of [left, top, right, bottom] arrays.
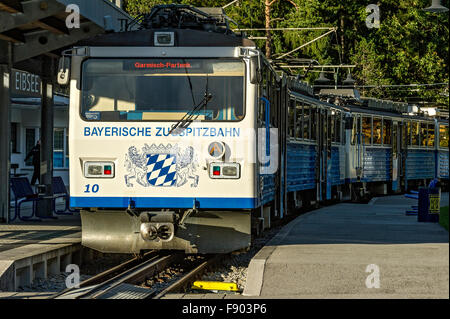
[[122, 0, 449, 108], [440, 206, 448, 231]]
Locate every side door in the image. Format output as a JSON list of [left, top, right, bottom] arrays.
[[317, 107, 332, 201], [392, 120, 401, 192]]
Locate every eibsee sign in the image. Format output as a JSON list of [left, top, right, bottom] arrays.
[[11, 69, 41, 97]]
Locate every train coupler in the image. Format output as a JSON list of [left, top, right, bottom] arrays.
[[139, 211, 176, 242]]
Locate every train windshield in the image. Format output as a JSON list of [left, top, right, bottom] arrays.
[[80, 58, 245, 121]]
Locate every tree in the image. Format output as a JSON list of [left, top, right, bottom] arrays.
[[122, 0, 449, 108]]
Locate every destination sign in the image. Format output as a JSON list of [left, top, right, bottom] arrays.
[[133, 62, 193, 69], [123, 60, 207, 73]]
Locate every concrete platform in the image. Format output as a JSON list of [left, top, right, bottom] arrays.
[[244, 193, 449, 298], [162, 293, 247, 299], [0, 202, 82, 292], [0, 292, 54, 299]]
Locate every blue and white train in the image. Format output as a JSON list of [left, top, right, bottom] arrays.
[[59, 5, 448, 254]]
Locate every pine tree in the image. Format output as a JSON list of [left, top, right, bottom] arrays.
[[122, 0, 449, 108]]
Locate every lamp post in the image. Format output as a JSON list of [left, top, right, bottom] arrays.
[[423, 0, 449, 13]]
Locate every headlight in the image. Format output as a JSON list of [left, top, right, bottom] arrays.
[[84, 162, 115, 178], [222, 166, 237, 176], [209, 163, 240, 179], [154, 32, 174, 46]]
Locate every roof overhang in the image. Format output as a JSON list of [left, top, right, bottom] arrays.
[[0, 0, 134, 67]]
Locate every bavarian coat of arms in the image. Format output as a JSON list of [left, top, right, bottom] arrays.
[[125, 143, 199, 188]]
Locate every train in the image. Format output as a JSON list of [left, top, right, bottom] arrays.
[[57, 5, 449, 254]]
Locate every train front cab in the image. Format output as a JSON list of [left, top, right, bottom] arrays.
[[67, 45, 268, 254]]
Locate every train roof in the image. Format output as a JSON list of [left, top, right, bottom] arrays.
[[77, 5, 255, 48], [77, 28, 255, 47], [288, 81, 447, 123]]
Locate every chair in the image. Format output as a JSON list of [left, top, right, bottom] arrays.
[[10, 163, 19, 176], [10, 177, 43, 221], [52, 176, 76, 215]]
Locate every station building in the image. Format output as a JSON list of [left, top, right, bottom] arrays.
[[10, 68, 70, 185], [0, 0, 133, 222]]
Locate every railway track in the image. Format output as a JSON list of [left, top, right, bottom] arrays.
[[49, 252, 221, 299]]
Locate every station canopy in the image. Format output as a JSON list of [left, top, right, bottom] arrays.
[[0, 0, 134, 72]]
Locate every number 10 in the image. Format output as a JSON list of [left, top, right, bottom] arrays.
[[84, 184, 99, 193]]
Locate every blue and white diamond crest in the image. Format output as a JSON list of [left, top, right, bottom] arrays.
[[125, 143, 199, 188], [146, 153, 177, 187]]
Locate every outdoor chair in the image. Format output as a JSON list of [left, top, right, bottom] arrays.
[[52, 176, 77, 215], [10, 177, 43, 221]]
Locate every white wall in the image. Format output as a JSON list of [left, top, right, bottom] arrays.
[[10, 106, 69, 193]]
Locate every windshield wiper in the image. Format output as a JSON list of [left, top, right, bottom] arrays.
[[168, 75, 211, 135]]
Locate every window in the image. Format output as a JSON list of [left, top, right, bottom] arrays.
[[25, 128, 37, 166], [53, 128, 65, 168], [351, 115, 360, 145], [393, 122, 398, 154], [81, 58, 245, 122], [439, 125, 449, 148], [372, 117, 382, 144], [420, 122, 427, 147], [334, 111, 342, 143], [258, 96, 266, 125], [310, 106, 316, 141], [383, 119, 392, 145], [427, 124, 435, 147], [295, 100, 303, 139], [288, 99, 295, 138], [411, 122, 419, 146], [330, 112, 335, 142], [362, 116, 372, 145], [269, 73, 278, 127], [405, 121, 411, 146], [334, 111, 341, 143], [402, 121, 408, 148], [11, 123, 19, 153], [303, 103, 310, 139], [65, 133, 69, 167]]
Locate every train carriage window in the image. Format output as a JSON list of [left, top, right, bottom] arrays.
[[420, 122, 428, 147], [373, 117, 382, 144], [303, 103, 310, 139], [439, 125, 449, 148], [288, 99, 295, 138], [258, 96, 266, 125], [405, 121, 411, 146], [258, 65, 269, 125], [310, 106, 317, 141], [269, 73, 278, 127], [427, 124, 435, 147], [328, 110, 333, 143], [330, 110, 335, 142], [401, 121, 408, 148], [351, 115, 360, 145], [334, 110, 341, 143], [411, 122, 419, 146], [362, 116, 372, 145], [383, 118, 392, 145], [295, 100, 303, 139]]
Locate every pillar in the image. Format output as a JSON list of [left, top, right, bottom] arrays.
[[0, 42, 11, 223]]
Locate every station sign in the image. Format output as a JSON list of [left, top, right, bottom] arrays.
[[11, 69, 41, 98]]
